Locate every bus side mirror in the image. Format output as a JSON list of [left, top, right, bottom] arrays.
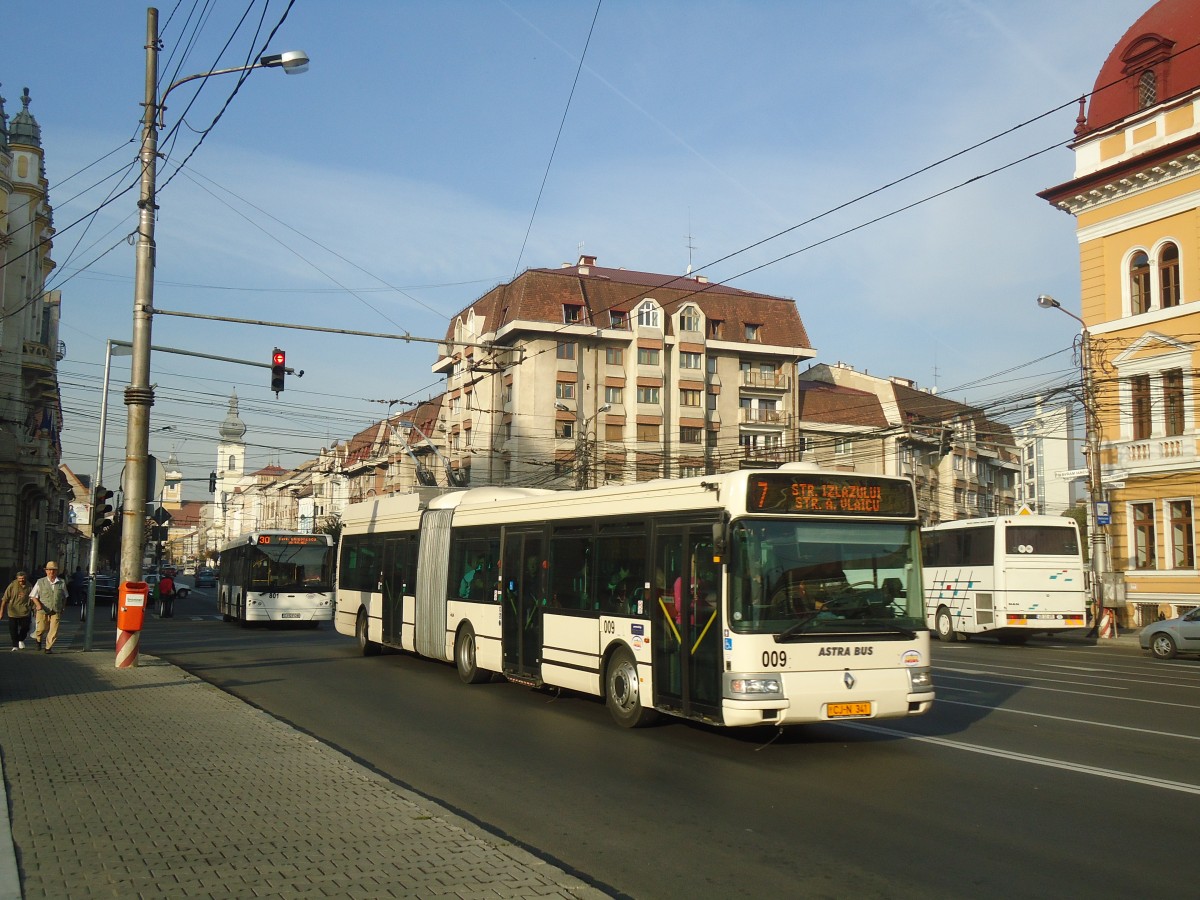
[[712, 522, 727, 561]]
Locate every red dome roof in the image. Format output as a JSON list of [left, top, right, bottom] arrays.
[[1085, 0, 1200, 134]]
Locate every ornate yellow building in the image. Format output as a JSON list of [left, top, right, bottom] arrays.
[[1040, 0, 1200, 627]]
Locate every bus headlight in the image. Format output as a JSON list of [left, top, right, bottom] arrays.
[[908, 666, 933, 693], [725, 675, 783, 700]]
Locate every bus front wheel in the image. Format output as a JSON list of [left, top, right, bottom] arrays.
[[357, 609, 380, 657], [605, 647, 658, 728], [935, 606, 957, 642], [455, 625, 490, 684]]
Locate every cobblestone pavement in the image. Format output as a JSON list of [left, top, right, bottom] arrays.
[[0, 617, 610, 899]]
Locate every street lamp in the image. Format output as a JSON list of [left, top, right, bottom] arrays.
[[1037, 294, 1112, 635], [120, 7, 308, 584]]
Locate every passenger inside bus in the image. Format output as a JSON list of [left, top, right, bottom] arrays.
[[459, 555, 490, 600]]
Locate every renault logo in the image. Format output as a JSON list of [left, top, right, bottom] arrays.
[[844, 670, 856, 690]]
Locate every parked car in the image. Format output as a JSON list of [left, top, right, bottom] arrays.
[[80, 574, 118, 622], [194, 568, 217, 588], [1139, 608, 1200, 659]]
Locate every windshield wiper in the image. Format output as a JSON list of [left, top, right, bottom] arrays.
[[775, 610, 827, 642], [831, 620, 918, 639], [775, 613, 918, 642]]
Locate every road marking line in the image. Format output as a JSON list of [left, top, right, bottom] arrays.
[[936, 673, 1198, 708], [840, 722, 1200, 795], [936, 698, 1200, 741]]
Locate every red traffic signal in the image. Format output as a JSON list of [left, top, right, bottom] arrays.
[[271, 348, 286, 394]]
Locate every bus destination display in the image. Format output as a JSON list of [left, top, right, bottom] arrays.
[[257, 534, 326, 546], [747, 473, 915, 517]]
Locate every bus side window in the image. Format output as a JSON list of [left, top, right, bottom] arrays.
[[550, 535, 591, 610]]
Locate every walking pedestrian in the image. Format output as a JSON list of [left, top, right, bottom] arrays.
[[157, 572, 176, 618], [0, 571, 33, 650], [30, 560, 69, 653]]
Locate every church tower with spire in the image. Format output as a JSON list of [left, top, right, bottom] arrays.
[[163, 450, 184, 509], [213, 391, 247, 542]]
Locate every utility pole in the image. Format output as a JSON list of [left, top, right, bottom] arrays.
[[1037, 295, 1112, 635], [119, 8, 160, 585], [120, 8, 310, 586], [1079, 328, 1114, 634]]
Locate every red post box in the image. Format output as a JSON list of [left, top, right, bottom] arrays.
[[117, 581, 149, 632]]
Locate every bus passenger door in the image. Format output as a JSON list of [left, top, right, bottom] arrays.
[[502, 528, 545, 680], [651, 525, 722, 720], [381, 538, 406, 646]]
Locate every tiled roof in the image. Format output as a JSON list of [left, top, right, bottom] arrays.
[[445, 259, 810, 350], [796, 380, 888, 427]]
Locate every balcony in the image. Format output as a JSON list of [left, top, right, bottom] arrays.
[[739, 445, 796, 464], [738, 407, 792, 427], [1116, 435, 1195, 471], [740, 370, 790, 391]]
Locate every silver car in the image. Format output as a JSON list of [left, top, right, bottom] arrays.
[[1139, 607, 1200, 659]]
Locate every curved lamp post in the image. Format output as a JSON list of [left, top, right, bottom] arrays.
[[120, 7, 308, 584], [1037, 294, 1112, 635]]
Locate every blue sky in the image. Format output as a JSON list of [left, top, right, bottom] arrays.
[[4, 0, 1152, 496]]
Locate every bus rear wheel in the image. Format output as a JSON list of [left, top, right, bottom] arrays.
[[455, 625, 489, 684], [357, 609, 380, 656], [605, 647, 658, 728], [935, 606, 957, 642]]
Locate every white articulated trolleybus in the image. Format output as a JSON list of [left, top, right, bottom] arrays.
[[922, 514, 1088, 643], [335, 464, 934, 728], [217, 531, 335, 625]]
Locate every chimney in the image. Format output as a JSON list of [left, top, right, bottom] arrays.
[[577, 254, 597, 274]]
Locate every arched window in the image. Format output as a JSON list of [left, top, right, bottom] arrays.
[[1130, 252, 1151, 314], [679, 305, 700, 332], [1138, 69, 1157, 109], [1160, 242, 1181, 308], [637, 300, 659, 328]]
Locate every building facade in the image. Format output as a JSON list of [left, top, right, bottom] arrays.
[[0, 87, 71, 581], [433, 255, 814, 488], [1011, 400, 1081, 516], [1039, 0, 1200, 626], [797, 363, 1019, 525]]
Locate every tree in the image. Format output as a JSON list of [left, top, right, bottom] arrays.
[[317, 514, 342, 544]]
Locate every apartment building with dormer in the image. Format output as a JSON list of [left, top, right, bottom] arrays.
[[432, 255, 813, 487]]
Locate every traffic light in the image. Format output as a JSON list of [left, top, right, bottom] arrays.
[[271, 348, 286, 394], [92, 485, 114, 534], [208, 471, 217, 492]]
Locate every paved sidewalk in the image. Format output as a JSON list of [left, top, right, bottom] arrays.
[[0, 616, 610, 899]]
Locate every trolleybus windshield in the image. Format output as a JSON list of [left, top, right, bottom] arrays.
[[728, 520, 924, 635], [247, 536, 334, 592]]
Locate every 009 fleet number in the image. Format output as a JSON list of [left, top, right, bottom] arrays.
[[762, 650, 787, 668]]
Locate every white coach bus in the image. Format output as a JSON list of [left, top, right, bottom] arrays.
[[217, 531, 335, 625], [922, 514, 1088, 643], [335, 464, 934, 729]]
